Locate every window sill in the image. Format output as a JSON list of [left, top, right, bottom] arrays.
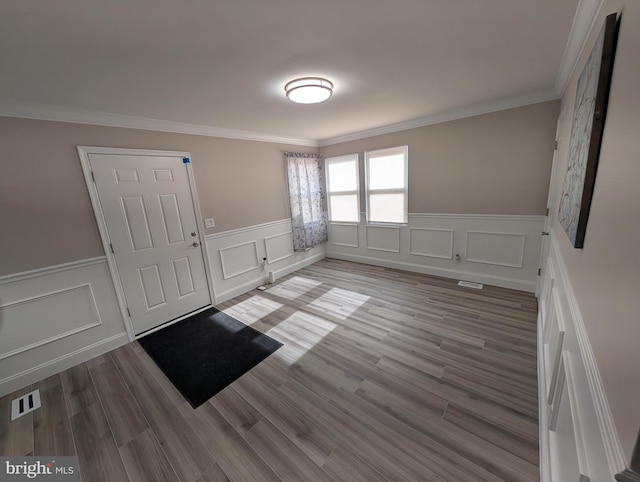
[[365, 222, 408, 227]]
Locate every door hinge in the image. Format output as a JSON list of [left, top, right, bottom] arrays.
[[546, 207, 549, 216], [109, 243, 114, 254], [91, 171, 96, 183], [126, 307, 131, 317], [554, 140, 558, 150], [538, 268, 542, 276]]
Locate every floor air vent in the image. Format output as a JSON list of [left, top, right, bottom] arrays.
[[11, 389, 41, 420], [458, 281, 484, 289]]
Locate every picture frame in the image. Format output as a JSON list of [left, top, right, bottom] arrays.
[[558, 13, 619, 248]]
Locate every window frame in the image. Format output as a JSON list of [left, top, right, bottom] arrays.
[[364, 145, 409, 225], [324, 153, 361, 223]]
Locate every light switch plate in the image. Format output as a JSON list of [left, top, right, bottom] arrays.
[[204, 218, 215, 228]]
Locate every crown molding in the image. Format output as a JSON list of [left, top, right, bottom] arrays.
[[3, 0, 597, 153], [0, 99, 318, 147], [555, 0, 606, 96], [0, 3, 598, 150], [318, 88, 560, 147]]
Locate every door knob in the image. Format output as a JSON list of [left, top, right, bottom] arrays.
[[191, 241, 200, 247], [191, 232, 197, 237]]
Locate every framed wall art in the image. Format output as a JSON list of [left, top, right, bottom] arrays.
[[558, 13, 619, 248]]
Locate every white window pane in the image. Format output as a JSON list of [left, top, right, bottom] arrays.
[[368, 154, 405, 189], [330, 194, 359, 222], [369, 193, 406, 223], [328, 161, 358, 192]]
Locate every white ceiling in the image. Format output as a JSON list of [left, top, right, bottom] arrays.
[[0, 0, 590, 145]]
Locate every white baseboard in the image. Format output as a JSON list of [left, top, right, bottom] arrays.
[[326, 251, 536, 292], [538, 309, 552, 482], [0, 333, 128, 397]]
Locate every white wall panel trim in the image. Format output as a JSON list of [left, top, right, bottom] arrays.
[[205, 218, 326, 303], [537, 309, 552, 482], [219, 241, 260, 280], [408, 228, 454, 259], [0, 256, 108, 285], [215, 250, 325, 304], [264, 232, 294, 264], [365, 225, 400, 253], [549, 234, 627, 474], [0, 284, 102, 361], [562, 351, 591, 477], [329, 223, 359, 248], [0, 257, 127, 398], [538, 233, 626, 480], [465, 231, 526, 268], [326, 213, 543, 292]]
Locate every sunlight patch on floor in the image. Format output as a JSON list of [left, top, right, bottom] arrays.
[[222, 295, 283, 325], [268, 311, 337, 364], [309, 287, 370, 319], [266, 276, 323, 300]]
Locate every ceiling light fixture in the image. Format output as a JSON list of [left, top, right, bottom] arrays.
[[285, 77, 333, 104]]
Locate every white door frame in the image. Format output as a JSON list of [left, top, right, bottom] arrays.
[[77, 146, 216, 341], [536, 116, 563, 297]]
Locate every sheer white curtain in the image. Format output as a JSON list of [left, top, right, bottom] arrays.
[[285, 152, 328, 251]]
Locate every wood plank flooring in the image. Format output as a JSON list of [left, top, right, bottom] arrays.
[[0, 259, 540, 481]]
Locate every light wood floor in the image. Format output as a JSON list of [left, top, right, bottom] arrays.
[[0, 259, 540, 481]]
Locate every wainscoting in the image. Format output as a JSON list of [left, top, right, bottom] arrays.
[[0, 219, 323, 397], [0, 258, 128, 397], [205, 218, 325, 304], [327, 214, 545, 292], [537, 233, 626, 481]]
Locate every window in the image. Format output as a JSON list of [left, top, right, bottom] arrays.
[[365, 145, 408, 224], [325, 154, 360, 222]]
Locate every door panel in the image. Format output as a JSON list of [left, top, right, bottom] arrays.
[[139, 264, 166, 309], [173, 257, 195, 297], [115, 168, 140, 183], [158, 194, 185, 244], [122, 196, 154, 251], [90, 153, 210, 334], [153, 169, 174, 182]]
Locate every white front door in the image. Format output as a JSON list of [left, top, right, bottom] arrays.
[[87, 151, 211, 335]]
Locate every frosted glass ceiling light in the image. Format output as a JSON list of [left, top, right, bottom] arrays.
[[285, 77, 333, 104]]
